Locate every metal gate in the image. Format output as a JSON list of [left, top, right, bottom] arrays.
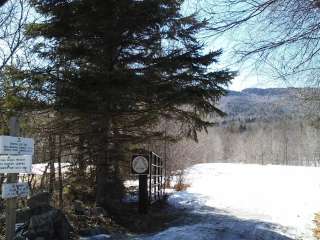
[[148, 151, 165, 204]]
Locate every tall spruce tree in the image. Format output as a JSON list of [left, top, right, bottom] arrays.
[[26, 0, 235, 206]]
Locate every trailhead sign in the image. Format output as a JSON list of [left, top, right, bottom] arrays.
[[0, 155, 32, 173], [132, 155, 149, 174], [2, 119, 35, 240], [0, 136, 34, 155]]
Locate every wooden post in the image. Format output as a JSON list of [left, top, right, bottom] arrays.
[[5, 116, 20, 240], [138, 174, 148, 214]]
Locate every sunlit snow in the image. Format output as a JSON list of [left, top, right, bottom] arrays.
[[142, 163, 320, 240]]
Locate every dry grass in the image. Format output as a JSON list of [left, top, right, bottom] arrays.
[[173, 182, 191, 191], [314, 212, 320, 239], [173, 170, 191, 192]]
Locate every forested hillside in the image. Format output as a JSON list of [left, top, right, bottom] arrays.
[[221, 88, 316, 120], [166, 88, 320, 171]]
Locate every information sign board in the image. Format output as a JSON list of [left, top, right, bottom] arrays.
[[0, 155, 32, 173], [1, 183, 30, 199], [0, 136, 34, 155]]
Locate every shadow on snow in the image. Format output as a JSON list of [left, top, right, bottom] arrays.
[[139, 192, 295, 240]]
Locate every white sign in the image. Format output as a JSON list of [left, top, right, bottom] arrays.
[[0, 155, 32, 173], [1, 183, 30, 199], [0, 136, 34, 155], [132, 155, 149, 174]]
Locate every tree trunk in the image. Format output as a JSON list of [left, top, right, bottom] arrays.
[[94, 118, 125, 209], [49, 134, 56, 194], [77, 136, 86, 176], [95, 145, 124, 209], [95, 150, 109, 207], [58, 135, 63, 209]]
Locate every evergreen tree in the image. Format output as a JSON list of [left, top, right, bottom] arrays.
[[25, 0, 235, 206]]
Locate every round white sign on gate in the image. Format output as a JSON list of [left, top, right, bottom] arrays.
[[132, 156, 149, 174]]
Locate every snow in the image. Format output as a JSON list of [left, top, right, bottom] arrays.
[[80, 234, 111, 240], [143, 163, 320, 240], [28, 163, 70, 175]]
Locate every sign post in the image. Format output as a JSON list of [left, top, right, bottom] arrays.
[[138, 174, 148, 214], [2, 117, 34, 240], [131, 154, 149, 214], [131, 155, 149, 175], [5, 116, 19, 240]]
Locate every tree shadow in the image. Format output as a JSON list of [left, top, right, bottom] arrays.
[[141, 192, 297, 240]]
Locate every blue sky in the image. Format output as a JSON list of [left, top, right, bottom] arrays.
[[202, 24, 287, 92], [207, 37, 284, 91], [183, 0, 292, 91], [2, 0, 302, 92]]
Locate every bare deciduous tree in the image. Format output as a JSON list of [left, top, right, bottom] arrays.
[[0, 0, 31, 72], [198, 0, 320, 86]]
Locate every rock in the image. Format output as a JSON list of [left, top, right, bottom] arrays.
[[74, 200, 87, 215], [90, 207, 106, 216], [27, 192, 51, 209], [16, 208, 31, 223]]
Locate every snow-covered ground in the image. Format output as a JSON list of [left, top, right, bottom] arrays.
[[141, 163, 320, 240]]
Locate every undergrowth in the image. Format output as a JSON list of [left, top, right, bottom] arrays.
[[173, 170, 191, 191], [314, 213, 320, 239]]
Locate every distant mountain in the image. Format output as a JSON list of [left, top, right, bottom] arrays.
[[241, 88, 296, 96], [218, 88, 319, 121]]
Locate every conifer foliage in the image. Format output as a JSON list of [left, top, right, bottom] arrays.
[[25, 0, 235, 205]]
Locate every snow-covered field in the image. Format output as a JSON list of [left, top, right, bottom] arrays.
[[143, 163, 320, 240]]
